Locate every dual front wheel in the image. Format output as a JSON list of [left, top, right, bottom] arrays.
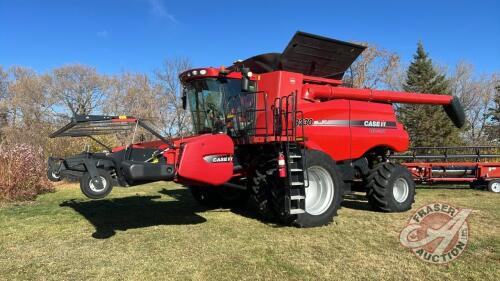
[[295, 153, 416, 227], [189, 150, 416, 227]]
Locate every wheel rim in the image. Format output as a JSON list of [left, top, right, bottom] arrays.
[[393, 178, 409, 203], [491, 182, 500, 193], [89, 176, 107, 192], [51, 172, 60, 179], [305, 166, 334, 216]]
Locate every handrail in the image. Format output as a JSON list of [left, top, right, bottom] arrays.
[[393, 146, 500, 162]]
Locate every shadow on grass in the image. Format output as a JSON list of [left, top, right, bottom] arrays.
[[159, 188, 281, 227], [341, 193, 376, 212], [60, 189, 207, 239], [416, 185, 471, 190]]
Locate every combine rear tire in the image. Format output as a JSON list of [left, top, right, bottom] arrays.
[[189, 185, 248, 208], [80, 169, 113, 199], [366, 162, 415, 212], [487, 180, 500, 193]]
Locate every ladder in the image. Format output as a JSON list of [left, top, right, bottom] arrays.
[[284, 142, 306, 214], [273, 91, 307, 215]]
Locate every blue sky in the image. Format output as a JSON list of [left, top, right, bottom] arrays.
[[1, 0, 499, 75]]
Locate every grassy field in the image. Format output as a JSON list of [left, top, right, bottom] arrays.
[[0, 182, 498, 281]]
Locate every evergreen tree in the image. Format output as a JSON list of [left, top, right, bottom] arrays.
[[398, 42, 462, 147], [488, 85, 500, 141]]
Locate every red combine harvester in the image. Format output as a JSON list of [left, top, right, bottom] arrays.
[[393, 146, 500, 193], [48, 32, 466, 227]]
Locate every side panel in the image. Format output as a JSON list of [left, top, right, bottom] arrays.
[[478, 163, 500, 179], [301, 99, 351, 161], [176, 134, 234, 185], [256, 71, 303, 136], [350, 101, 409, 158]]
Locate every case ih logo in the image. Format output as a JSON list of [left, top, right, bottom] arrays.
[[363, 121, 386, 127], [399, 203, 472, 264], [308, 119, 396, 128], [352, 120, 397, 128], [203, 155, 233, 163]]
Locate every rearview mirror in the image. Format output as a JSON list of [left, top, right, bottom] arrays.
[[241, 67, 251, 92], [241, 76, 249, 92]]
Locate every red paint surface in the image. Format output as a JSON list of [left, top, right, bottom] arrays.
[[403, 162, 500, 183], [176, 134, 234, 185]]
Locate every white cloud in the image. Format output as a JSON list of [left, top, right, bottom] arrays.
[[147, 0, 178, 24]]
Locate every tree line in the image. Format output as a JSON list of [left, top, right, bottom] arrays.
[[0, 58, 192, 156], [347, 42, 499, 146], [0, 43, 498, 158]]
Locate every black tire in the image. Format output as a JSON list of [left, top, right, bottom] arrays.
[[249, 169, 279, 221], [80, 169, 113, 199], [293, 150, 343, 228], [189, 185, 249, 208], [366, 162, 415, 212], [487, 180, 500, 193], [47, 169, 62, 182]]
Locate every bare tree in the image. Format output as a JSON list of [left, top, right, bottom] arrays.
[[104, 72, 161, 118], [6, 67, 54, 125], [154, 57, 192, 137], [450, 62, 498, 144], [344, 43, 401, 90], [49, 64, 105, 117], [0, 66, 8, 137], [1, 66, 57, 149], [101, 72, 165, 144]]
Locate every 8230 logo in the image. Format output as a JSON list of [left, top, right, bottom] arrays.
[[399, 202, 472, 264], [296, 118, 313, 126]]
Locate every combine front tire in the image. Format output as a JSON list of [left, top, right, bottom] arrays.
[[366, 162, 415, 212], [294, 150, 343, 227]]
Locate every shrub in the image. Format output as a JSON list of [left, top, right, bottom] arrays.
[[0, 143, 54, 201]]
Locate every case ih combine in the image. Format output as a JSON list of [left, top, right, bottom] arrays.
[[48, 32, 465, 227]]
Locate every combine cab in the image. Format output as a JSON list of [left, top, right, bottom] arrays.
[[49, 32, 466, 227]]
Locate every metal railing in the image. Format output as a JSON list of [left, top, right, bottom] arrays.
[[392, 146, 500, 162]]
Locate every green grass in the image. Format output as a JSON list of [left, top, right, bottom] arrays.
[[0, 183, 498, 280]]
